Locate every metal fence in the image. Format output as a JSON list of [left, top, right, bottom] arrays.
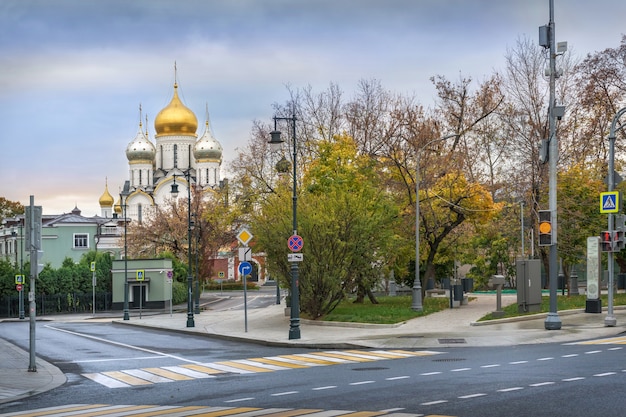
[[0, 292, 113, 318]]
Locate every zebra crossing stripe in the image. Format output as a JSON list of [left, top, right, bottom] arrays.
[[214, 361, 276, 373], [122, 368, 179, 384], [278, 354, 340, 365], [298, 353, 355, 363], [324, 351, 381, 361], [100, 370, 153, 385], [248, 357, 310, 368], [191, 407, 262, 417], [229, 359, 292, 371], [82, 350, 442, 389], [256, 409, 323, 417], [182, 363, 228, 375], [161, 365, 216, 378], [83, 373, 131, 388], [127, 406, 207, 417], [0, 404, 438, 417], [143, 367, 195, 381]]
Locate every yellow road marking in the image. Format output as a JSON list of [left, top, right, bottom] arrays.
[[311, 352, 375, 362], [182, 364, 228, 374], [100, 371, 153, 386], [280, 354, 339, 365], [191, 407, 261, 417], [142, 367, 195, 381], [215, 361, 275, 373], [249, 357, 309, 368]]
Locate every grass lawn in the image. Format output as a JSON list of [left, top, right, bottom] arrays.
[[478, 292, 626, 321], [315, 293, 626, 324]]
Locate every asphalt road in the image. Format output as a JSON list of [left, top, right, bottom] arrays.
[[0, 318, 625, 417]]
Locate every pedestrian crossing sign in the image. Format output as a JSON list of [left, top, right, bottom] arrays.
[[600, 191, 620, 213]]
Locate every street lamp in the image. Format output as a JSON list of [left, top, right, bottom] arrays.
[[120, 181, 131, 320], [412, 134, 457, 311], [194, 213, 200, 315], [269, 112, 301, 340], [171, 172, 195, 327]]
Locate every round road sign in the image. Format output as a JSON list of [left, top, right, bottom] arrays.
[[288, 235, 304, 252], [16, 284, 23, 292]]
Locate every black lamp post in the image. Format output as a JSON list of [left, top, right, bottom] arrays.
[[269, 113, 300, 340], [194, 213, 200, 315], [171, 173, 195, 327], [120, 181, 131, 320]]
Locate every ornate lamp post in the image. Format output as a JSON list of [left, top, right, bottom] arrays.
[[269, 113, 301, 340], [120, 181, 131, 320], [171, 173, 195, 327], [412, 134, 456, 311]]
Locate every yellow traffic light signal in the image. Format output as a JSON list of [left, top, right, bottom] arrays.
[[538, 210, 553, 246]]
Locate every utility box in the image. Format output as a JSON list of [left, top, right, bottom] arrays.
[[516, 259, 542, 313]]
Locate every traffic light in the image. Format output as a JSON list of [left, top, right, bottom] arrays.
[[601, 231, 613, 252], [615, 214, 626, 251], [538, 210, 553, 246]]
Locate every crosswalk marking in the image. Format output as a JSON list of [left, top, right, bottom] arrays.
[[142, 367, 195, 381], [181, 363, 227, 375], [279, 354, 342, 365], [0, 404, 456, 417], [81, 349, 442, 389], [215, 361, 276, 373], [248, 357, 309, 368]]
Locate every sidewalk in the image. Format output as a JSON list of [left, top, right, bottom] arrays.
[[1, 292, 626, 405]]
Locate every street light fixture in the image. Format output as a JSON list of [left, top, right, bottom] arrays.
[[412, 134, 457, 311], [171, 173, 195, 328], [269, 112, 301, 340], [120, 180, 131, 321]]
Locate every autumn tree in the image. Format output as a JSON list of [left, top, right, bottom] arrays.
[[125, 187, 236, 282], [0, 197, 24, 218], [252, 134, 401, 318]]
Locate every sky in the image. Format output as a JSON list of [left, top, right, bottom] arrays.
[[1, 0, 625, 217]]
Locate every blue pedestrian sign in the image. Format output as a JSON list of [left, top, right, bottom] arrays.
[[238, 261, 252, 276], [600, 191, 620, 214]]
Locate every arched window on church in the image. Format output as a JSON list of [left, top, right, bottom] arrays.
[[139, 170, 142, 186], [174, 144, 178, 168], [137, 204, 143, 225]]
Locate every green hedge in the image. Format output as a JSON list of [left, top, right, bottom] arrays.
[[205, 281, 259, 291]]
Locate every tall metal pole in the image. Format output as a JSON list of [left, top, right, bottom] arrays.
[[121, 181, 130, 321], [288, 114, 300, 340], [194, 223, 200, 315], [605, 106, 626, 326], [412, 134, 456, 311], [28, 195, 37, 372], [269, 113, 301, 339], [186, 171, 195, 327], [544, 0, 562, 330], [19, 224, 24, 320], [520, 201, 525, 258]]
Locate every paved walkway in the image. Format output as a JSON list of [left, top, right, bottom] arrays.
[[1, 292, 625, 405]]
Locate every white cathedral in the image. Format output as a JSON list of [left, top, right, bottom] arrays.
[[98, 77, 223, 221]]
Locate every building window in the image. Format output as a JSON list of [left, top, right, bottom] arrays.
[[74, 234, 89, 249]]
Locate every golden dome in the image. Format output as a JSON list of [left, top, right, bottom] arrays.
[[114, 198, 122, 215], [154, 83, 198, 137], [99, 181, 114, 207]]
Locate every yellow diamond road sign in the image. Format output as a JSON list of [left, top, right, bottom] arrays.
[[237, 228, 253, 245]]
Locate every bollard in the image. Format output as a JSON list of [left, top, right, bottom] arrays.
[[489, 275, 506, 318]]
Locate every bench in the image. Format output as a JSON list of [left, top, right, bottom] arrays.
[[425, 289, 446, 297]]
